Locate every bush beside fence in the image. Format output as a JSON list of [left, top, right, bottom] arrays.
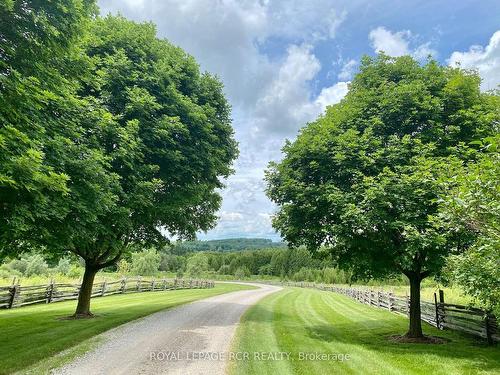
[[280, 281, 498, 344], [0, 278, 215, 309]]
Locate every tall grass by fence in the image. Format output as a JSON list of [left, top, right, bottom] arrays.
[[281, 281, 498, 344], [0, 277, 215, 309]]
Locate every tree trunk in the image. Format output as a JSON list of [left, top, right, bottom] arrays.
[[407, 275, 423, 338], [74, 264, 98, 317]]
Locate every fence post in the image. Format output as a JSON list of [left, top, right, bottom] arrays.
[[151, 278, 155, 291], [439, 289, 445, 304], [46, 279, 55, 304], [438, 289, 445, 327], [434, 292, 440, 329], [101, 280, 107, 296], [388, 292, 393, 311], [120, 277, 126, 293], [137, 277, 142, 292], [8, 279, 19, 309], [484, 313, 494, 345]]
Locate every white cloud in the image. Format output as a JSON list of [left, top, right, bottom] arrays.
[[369, 26, 437, 60], [264, 2, 346, 42], [369, 27, 410, 57], [315, 82, 349, 110], [338, 59, 357, 81], [413, 42, 436, 60], [253, 44, 321, 135], [219, 211, 244, 221], [448, 30, 500, 91]]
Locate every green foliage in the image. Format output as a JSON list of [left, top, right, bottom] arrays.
[[55, 258, 72, 275], [448, 243, 499, 315], [116, 259, 131, 275], [22, 253, 48, 277], [218, 264, 231, 275], [440, 134, 500, 314], [186, 253, 209, 277], [5, 257, 28, 274], [130, 249, 161, 276], [290, 267, 352, 284], [67, 264, 84, 278], [159, 251, 186, 272], [234, 266, 251, 279], [0, 253, 49, 277], [0, 0, 97, 251]]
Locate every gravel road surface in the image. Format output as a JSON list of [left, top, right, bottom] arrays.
[[54, 283, 281, 375]]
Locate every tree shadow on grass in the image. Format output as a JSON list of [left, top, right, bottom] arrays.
[[304, 320, 500, 373]]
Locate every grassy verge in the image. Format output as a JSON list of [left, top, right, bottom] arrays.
[[0, 282, 254, 374], [230, 287, 500, 375]]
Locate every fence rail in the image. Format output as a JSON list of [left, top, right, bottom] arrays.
[[0, 277, 215, 309], [281, 281, 498, 344]]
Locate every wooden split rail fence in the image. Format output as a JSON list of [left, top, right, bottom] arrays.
[[282, 281, 499, 344], [0, 278, 215, 310]]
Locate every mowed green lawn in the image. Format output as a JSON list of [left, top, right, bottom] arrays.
[[0, 282, 253, 374], [230, 287, 500, 375]]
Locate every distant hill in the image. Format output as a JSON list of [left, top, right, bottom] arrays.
[[172, 238, 287, 253]]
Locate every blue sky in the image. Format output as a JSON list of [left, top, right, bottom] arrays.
[[98, 0, 500, 241]]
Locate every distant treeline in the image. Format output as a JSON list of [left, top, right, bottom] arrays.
[[158, 247, 353, 284], [171, 238, 287, 253]]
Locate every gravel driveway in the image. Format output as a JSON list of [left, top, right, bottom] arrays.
[[54, 283, 281, 375]]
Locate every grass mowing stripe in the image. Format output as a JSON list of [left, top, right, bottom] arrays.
[[229, 289, 293, 375], [315, 291, 405, 375], [0, 283, 255, 374], [297, 289, 395, 375], [230, 287, 500, 375]]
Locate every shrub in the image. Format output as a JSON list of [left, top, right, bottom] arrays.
[[234, 266, 250, 279], [22, 253, 48, 277], [0, 266, 22, 279], [5, 258, 28, 274], [130, 249, 161, 276], [186, 253, 209, 277], [117, 259, 130, 275], [55, 258, 72, 275], [67, 264, 84, 278], [218, 264, 231, 275]]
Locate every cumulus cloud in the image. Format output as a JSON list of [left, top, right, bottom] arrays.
[[369, 26, 437, 60], [253, 44, 321, 136], [448, 30, 500, 91], [264, 1, 347, 41], [315, 82, 349, 110], [369, 27, 410, 57]]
